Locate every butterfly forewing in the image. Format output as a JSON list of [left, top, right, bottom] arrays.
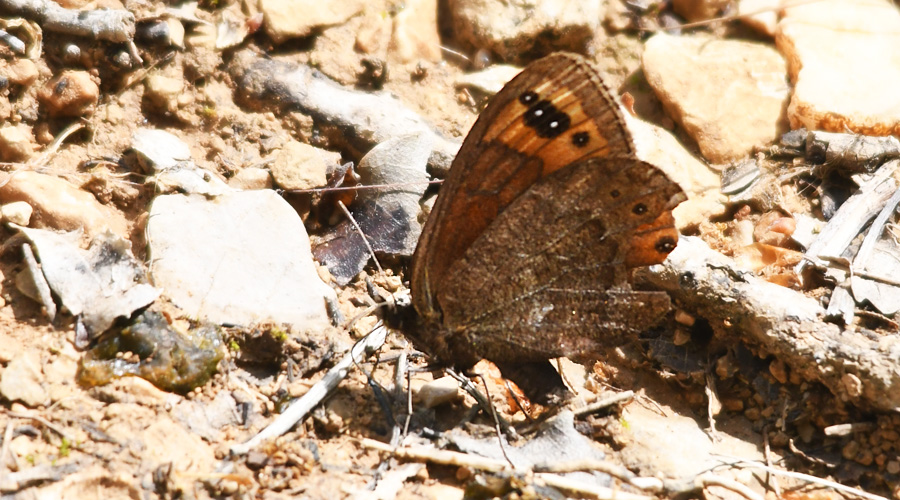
[[412, 53, 638, 318]]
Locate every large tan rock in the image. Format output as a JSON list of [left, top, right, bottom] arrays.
[[260, 0, 364, 43], [642, 33, 789, 163], [390, 0, 442, 63], [448, 0, 601, 62], [776, 0, 900, 135], [0, 171, 127, 237]]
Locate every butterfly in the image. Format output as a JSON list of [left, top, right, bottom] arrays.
[[399, 52, 686, 403]]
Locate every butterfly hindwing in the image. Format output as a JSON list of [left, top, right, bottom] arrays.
[[437, 157, 683, 362]]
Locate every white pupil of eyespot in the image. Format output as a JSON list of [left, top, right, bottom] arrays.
[[534, 110, 543, 116], [550, 121, 558, 128]]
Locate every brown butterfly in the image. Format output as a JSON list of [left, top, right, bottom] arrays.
[[400, 52, 686, 403]]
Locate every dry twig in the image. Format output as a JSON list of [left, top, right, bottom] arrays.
[[644, 236, 900, 411], [717, 456, 889, 500], [573, 390, 635, 417], [229, 52, 460, 176], [0, 0, 134, 42], [7, 411, 75, 442]]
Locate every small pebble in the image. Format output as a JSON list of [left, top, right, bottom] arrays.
[[857, 449, 874, 466], [672, 328, 691, 346], [3, 59, 38, 86], [220, 480, 239, 495], [0, 125, 35, 162], [842, 439, 860, 461], [768, 359, 788, 385], [674, 309, 695, 326], [137, 19, 171, 45], [113, 51, 132, 68], [246, 451, 270, 470], [722, 398, 744, 412], [1, 201, 33, 225], [38, 70, 100, 117], [416, 376, 461, 408], [62, 44, 81, 64], [269, 140, 331, 190]]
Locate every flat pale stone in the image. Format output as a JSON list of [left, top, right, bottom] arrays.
[[147, 190, 335, 330], [0, 171, 127, 237], [627, 115, 727, 229], [132, 128, 193, 171], [260, 0, 364, 43], [142, 416, 216, 472], [25, 467, 141, 500], [776, 0, 900, 135], [15, 227, 160, 341], [90, 375, 178, 407], [448, 0, 601, 62], [642, 33, 789, 163]]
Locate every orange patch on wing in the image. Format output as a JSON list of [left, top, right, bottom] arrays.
[[483, 99, 529, 143], [624, 211, 679, 268], [483, 88, 616, 179], [536, 115, 612, 175]]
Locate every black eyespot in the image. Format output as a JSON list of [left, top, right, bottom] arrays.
[[632, 203, 647, 215], [572, 131, 590, 147], [523, 100, 571, 138], [655, 237, 677, 254], [519, 91, 538, 105], [610, 189, 620, 198]]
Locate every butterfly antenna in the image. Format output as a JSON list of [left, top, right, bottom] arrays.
[[341, 301, 390, 333], [403, 358, 414, 437], [446, 368, 516, 467], [337, 200, 385, 277], [473, 372, 515, 468]]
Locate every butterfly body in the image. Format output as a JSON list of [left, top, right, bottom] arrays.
[[403, 52, 685, 402]]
